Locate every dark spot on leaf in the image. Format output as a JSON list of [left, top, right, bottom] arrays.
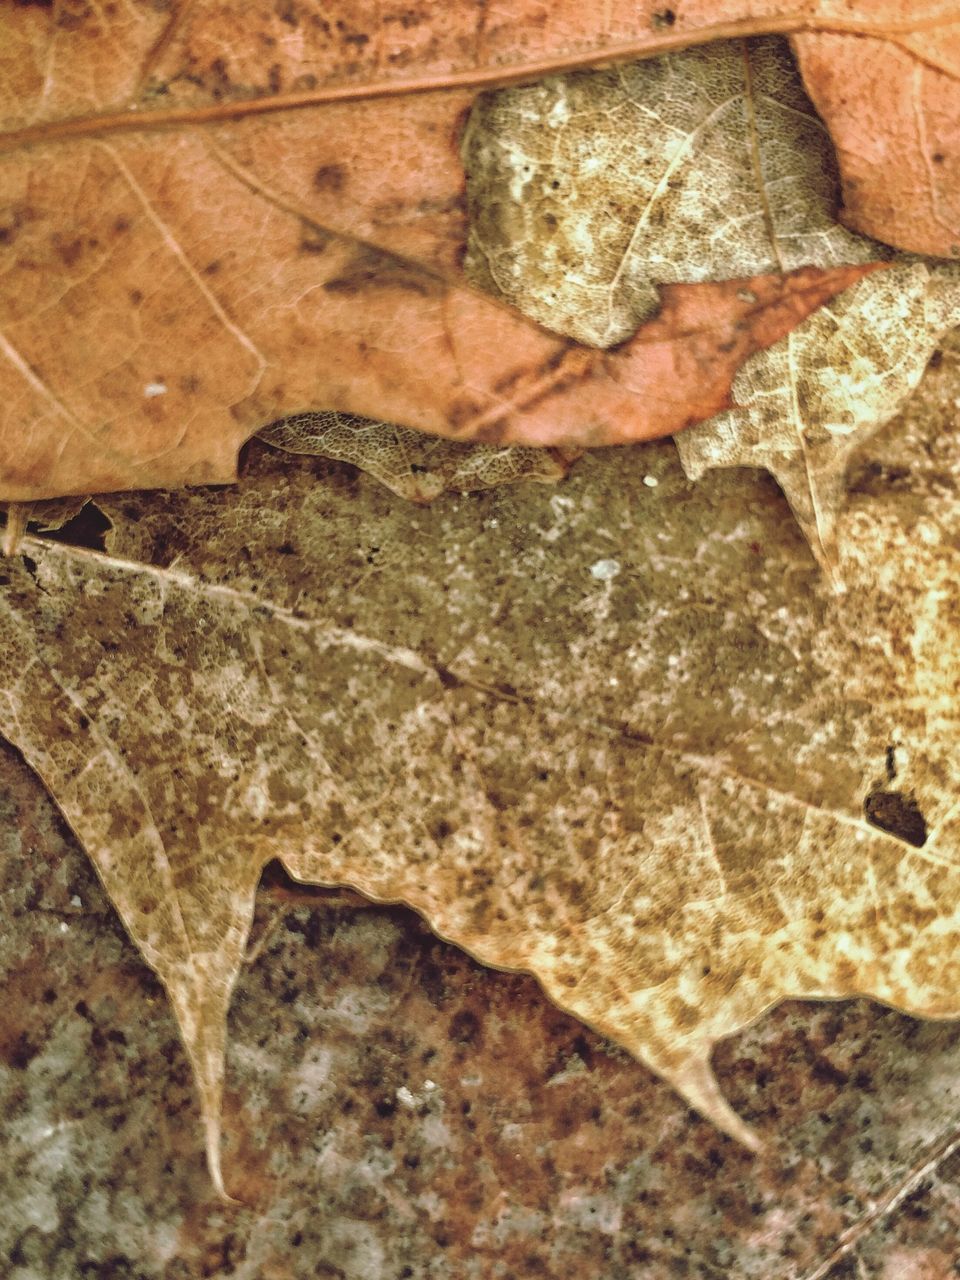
[[54, 236, 84, 268], [492, 366, 525, 396], [56, 7, 85, 29], [810, 1055, 849, 1087], [323, 245, 441, 296], [466, 413, 509, 443], [313, 163, 346, 193], [434, 664, 462, 690], [6, 1031, 40, 1069], [299, 226, 332, 254], [449, 1009, 481, 1046]]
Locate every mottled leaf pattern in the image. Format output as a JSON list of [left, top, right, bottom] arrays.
[[2, 372, 959, 1184], [464, 38, 960, 570]]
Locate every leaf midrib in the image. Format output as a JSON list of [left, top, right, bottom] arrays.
[[17, 531, 938, 860], [2, 11, 958, 156]]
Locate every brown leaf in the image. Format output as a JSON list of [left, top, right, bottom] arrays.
[[1, 334, 959, 1192], [793, 26, 960, 259], [1, 1, 955, 498]]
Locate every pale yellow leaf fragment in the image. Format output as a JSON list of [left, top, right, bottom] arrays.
[[258, 412, 571, 503]]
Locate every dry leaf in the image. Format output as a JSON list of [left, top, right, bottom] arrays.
[[674, 260, 959, 575], [2, 1, 957, 498], [465, 36, 960, 571], [2, 331, 959, 1192], [258, 412, 574, 503], [793, 25, 960, 260]]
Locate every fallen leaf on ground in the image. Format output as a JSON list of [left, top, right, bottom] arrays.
[[793, 25, 960, 262], [258, 413, 574, 503], [466, 37, 960, 571], [1, 329, 958, 1190], [2, 2, 958, 498]]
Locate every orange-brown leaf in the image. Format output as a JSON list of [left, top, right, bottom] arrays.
[[1, 2, 956, 498]]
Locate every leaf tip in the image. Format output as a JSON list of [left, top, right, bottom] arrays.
[[668, 1051, 763, 1154], [204, 1112, 244, 1206]]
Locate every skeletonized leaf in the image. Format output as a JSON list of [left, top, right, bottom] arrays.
[[258, 413, 573, 503], [675, 260, 959, 575], [464, 37, 960, 571]]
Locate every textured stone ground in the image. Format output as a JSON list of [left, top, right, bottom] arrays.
[[3, 736, 960, 1279]]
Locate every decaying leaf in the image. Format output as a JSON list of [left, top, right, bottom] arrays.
[[258, 413, 574, 503], [261, 43, 931, 537], [2, 1, 959, 498], [2, 322, 959, 1191], [674, 260, 959, 575], [4, 0, 960, 1200], [465, 36, 960, 571]]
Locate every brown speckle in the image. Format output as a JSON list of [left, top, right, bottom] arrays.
[[300, 226, 332, 255], [313, 164, 346, 193], [323, 245, 441, 297]]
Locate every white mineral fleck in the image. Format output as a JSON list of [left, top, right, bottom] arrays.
[[589, 558, 620, 580]]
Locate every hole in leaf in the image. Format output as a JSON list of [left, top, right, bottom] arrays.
[[863, 789, 928, 847], [39, 501, 112, 552]]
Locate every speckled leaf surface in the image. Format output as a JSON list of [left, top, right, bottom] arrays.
[[465, 37, 960, 570], [7, 732, 960, 1279], [1, 330, 959, 1193], [257, 412, 574, 503]]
